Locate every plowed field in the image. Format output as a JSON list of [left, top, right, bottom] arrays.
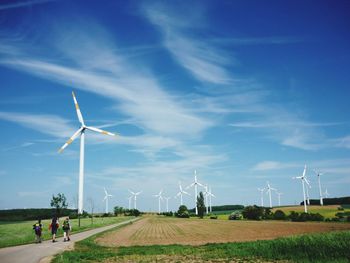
[[96, 216, 350, 247]]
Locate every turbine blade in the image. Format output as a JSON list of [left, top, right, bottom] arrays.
[[185, 183, 194, 190], [86, 126, 116, 136], [72, 91, 85, 125], [104, 188, 108, 195], [302, 165, 307, 178], [183, 191, 191, 196], [58, 128, 82, 153]]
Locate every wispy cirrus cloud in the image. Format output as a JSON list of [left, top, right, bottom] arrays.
[[142, 2, 233, 85], [0, 0, 55, 11]]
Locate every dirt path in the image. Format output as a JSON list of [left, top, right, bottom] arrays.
[[0, 218, 139, 263], [97, 216, 350, 247]]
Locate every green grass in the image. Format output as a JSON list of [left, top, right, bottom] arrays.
[[273, 205, 350, 219], [0, 216, 133, 248], [52, 227, 350, 263]]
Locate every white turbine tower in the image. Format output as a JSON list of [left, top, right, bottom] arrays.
[[103, 188, 112, 214], [58, 92, 116, 215], [258, 188, 265, 207], [175, 181, 190, 206], [276, 192, 283, 206], [204, 185, 210, 214], [164, 197, 171, 212], [128, 190, 142, 210], [186, 170, 204, 215], [314, 170, 324, 206], [265, 182, 276, 208], [127, 196, 132, 210], [293, 165, 311, 213], [153, 190, 163, 214], [208, 186, 215, 212]]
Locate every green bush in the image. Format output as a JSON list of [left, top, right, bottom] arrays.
[[242, 206, 264, 220], [273, 210, 286, 220], [210, 215, 218, 219], [228, 212, 242, 220]]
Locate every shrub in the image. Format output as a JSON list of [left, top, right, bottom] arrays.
[[242, 206, 263, 220], [273, 210, 286, 220], [229, 212, 242, 220], [210, 215, 218, 219], [289, 211, 300, 221], [176, 205, 190, 218]]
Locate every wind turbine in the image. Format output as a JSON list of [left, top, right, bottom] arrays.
[[293, 165, 310, 213], [175, 181, 190, 206], [128, 190, 142, 210], [204, 185, 210, 214], [186, 170, 204, 215], [324, 188, 330, 198], [265, 182, 276, 208], [208, 186, 215, 212], [164, 196, 171, 212], [127, 196, 132, 210], [103, 188, 113, 214], [257, 188, 265, 207], [276, 192, 283, 206], [314, 170, 324, 206], [153, 190, 163, 214], [58, 92, 116, 214]]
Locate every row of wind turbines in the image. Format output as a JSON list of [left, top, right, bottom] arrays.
[[103, 170, 216, 214], [258, 165, 330, 213]]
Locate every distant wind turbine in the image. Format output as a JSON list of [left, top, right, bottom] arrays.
[[258, 188, 265, 207], [164, 197, 171, 212], [208, 186, 215, 212], [103, 188, 112, 214], [58, 92, 117, 214], [186, 170, 204, 215], [153, 190, 163, 214], [128, 190, 142, 210], [314, 170, 324, 206], [265, 182, 276, 208], [175, 181, 190, 206], [323, 188, 330, 198], [293, 165, 310, 213], [276, 192, 283, 206]]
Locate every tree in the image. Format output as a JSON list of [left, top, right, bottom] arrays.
[[242, 205, 263, 220], [114, 206, 124, 216], [176, 205, 189, 218], [50, 193, 68, 217], [197, 192, 205, 218]]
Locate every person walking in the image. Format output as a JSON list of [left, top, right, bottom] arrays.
[[49, 216, 59, 242], [62, 216, 71, 242], [32, 219, 43, 243]]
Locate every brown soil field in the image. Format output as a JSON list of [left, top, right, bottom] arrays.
[[96, 216, 350, 247]]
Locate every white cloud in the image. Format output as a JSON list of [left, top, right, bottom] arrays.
[[0, 0, 55, 10], [142, 3, 233, 85]]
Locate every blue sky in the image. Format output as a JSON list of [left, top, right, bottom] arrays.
[[0, 0, 349, 212]]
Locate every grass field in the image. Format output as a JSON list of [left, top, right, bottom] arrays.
[[272, 205, 350, 219], [0, 216, 133, 248], [53, 216, 350, 263]]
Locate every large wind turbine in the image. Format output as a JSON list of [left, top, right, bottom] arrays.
[[208, 186, 215, 213], [314, 170, 324, 206], [293, 165, 310, 213], [186, 170, 204, 215], [258, 188, 265, 207], [128, 190, 142, 210], [103, 188, 113, 214], [175, 181, 190, 206], [265, 182, 276, 208], [58, 92, 116, 214], [153, 190, 163, 214]]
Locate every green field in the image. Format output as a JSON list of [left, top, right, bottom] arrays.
[[272, 205, 350, 219], [52, 224, 350, 263], [0, 216, 133, 248]]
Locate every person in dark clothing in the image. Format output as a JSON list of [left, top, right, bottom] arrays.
[[49, 216, 59, 242], [33, 219, 42, 243]]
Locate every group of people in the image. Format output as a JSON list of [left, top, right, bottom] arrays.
[[32, 216, 71, 243]]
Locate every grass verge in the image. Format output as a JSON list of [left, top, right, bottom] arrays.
[[0, 216, 134, 248], [52, 228, 350, 263]]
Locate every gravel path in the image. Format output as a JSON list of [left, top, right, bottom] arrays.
[[0, 218, 139, 263]]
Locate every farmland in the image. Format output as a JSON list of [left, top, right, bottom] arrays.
[[0, 216, 133, 248], [96, 216, 350, 247], [53, 216, 350, 263]]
